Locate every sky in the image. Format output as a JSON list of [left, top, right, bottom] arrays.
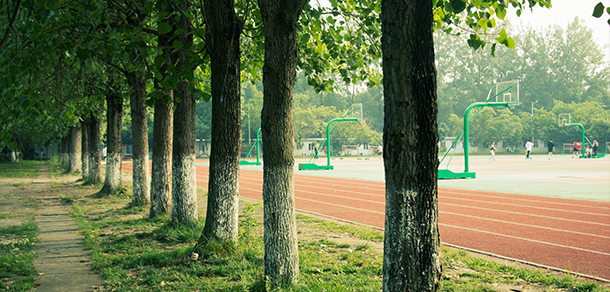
[[505, 0, 610, 63]]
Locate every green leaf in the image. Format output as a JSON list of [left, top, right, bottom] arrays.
[[8, 142, 18, 151], [301, 33, 311, 44], [158, 22, 172, 34], [173, 40, 183, 48], [154, 56, 167, 67], [592, 2, 605, 18], [201, 92, 211, 102], [76, 49, 92, 60], [450, 0, 467, 13]]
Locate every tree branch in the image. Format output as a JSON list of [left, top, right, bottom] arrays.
[[0, 0, 22, 50]]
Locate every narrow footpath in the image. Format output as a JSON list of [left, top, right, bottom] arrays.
[[32, 164, 104, 292]]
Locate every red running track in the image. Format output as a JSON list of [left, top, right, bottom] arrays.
[[122, 162, 610, 281]]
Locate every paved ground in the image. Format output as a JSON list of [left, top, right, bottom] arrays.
[[0, 165, 103, 292], [34, 204, 104, 292]]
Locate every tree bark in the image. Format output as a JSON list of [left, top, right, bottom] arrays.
[[68, 125, 82, 173], [150, 3, 174, 218], [258, 0, 307, 285], [81, 120, 89, 179], [128, 71, 150, 206], [87, 111, 103, 184], [150, 95, 173, 218], [381, 0, 442, 291], [171, 0, 198, 224], [59, 135, 68, 166], [199, 0, 242, 243], [101, 92, 123, 194]]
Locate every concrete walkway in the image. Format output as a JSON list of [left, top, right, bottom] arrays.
[[32, 165, 104, 292]]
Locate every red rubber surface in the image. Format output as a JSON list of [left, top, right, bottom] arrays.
[[122, 162, 610, 280]]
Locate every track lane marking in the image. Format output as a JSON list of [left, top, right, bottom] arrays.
[[441, 211, 609, 239], [439, 223, 610, 257], [440, 196, 610, 217], [442, 202, 610, 227]]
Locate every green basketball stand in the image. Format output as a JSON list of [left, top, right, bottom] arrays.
[[299, 104, 362, 170], [438, 80, 520, 179], [240, 128, 261, 166]]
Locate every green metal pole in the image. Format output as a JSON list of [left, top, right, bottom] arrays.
[[463, 103, 486, 173], [464, 102, 512, 172], [326, 118, 358, 167], [577, 123, 585, 157], [255, 128, 261, 163]]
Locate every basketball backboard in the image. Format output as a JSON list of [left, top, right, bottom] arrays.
[[558, 113, 572, 126], [494, 80, 519, 106]]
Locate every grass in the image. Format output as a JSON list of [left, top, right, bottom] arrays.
[[66, 190, 610, 292], [0, 160, 41, 178], [0, 222, 39, 291]]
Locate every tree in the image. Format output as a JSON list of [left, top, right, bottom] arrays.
[[380, 0, 441, 290], [150, 0, 176, 219], [258, 0, 308, 285], [127, 70, 150, 206], [199, 0, 242, 242], [170, 0, 198, 224], [101, 83, 124, 194]]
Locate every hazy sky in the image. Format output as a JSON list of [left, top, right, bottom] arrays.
[[506, 0, 610, 62]]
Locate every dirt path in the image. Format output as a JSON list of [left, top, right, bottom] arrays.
[[0, 163, 104, 291]]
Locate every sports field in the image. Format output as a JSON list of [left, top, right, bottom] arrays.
[[236, 153, 609, 281], [127, 153, 610, 281]]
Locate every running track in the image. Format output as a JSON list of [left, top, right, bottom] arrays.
[[122, 162, 610, 281]]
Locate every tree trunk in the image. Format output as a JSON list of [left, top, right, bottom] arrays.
[[128, 71, 150, 206], [381, 0, 442, 291], [258, 0, 307, 285], [68, 125, 82, 173], [87, 111, 103, 184], [81, 121, 89, 179], [101, 92, 123, 194], [171, 0, 197, 224], [150, 6, 174, 218], [199, 0, 242, 243], [150, 95, 173, 218], [59, 136, 68, 166]]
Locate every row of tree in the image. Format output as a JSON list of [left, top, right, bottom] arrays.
[[0, 0, 574, 290]]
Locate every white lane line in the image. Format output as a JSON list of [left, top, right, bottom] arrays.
[[442, 190, 610, 211], [441, 196, 610, 217], [441, 211, 609, 239], [442, 202, 610, 227], [440, 223, 610, 257]]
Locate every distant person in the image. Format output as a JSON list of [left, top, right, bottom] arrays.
[[585, 144, 593, 158], [377, 145, 383, 159], [525, 139, 533, 159], [489, 141, 496, 161], [572, 141, 581, 158], [547, 139, 555, 160], [314, 145, 319, 159], [592, 140, 599, 158]]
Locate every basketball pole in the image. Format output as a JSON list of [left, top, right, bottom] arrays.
[[463, 101, 516, 173]]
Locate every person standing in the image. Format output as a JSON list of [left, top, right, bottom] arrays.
[[525, 139, 534, 159], [377, 144, 383, 159], [592, 140, 599, 158], [547, 139, 555, 160], [489, 141, 496, 161], [572, 141, 581, 158]]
